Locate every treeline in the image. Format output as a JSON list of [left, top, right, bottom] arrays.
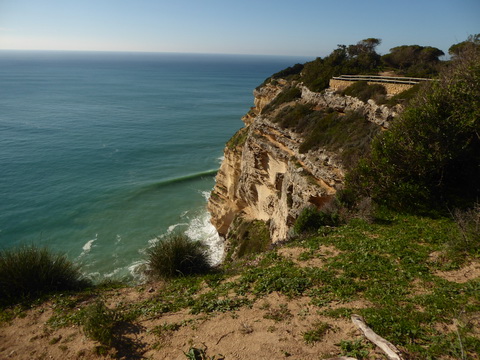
[[265, 35, 480, 92]]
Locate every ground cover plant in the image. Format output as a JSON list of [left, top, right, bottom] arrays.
[[4, 210, 475, 359]]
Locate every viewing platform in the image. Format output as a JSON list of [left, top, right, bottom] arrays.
[[329, 75, 432, 96]]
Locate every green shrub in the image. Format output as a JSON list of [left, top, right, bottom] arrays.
[[224, 218, 270, 261], [451, 202, 480, 254], [346, 50, 480, 211], [226, 127, 248, 150], [381, 45, 444, 77], [341, 81, 387, 103], [294, 206, 340, 235], [303, 321, 331, 344], [339, 339, 370, 359], [147, 234, 211, 279], [385, 84, 421, 107], [0, 245, 89, 307], [273, 103, 314, 128], [262, 86, 302, 114], [82, 301, 118, 346]]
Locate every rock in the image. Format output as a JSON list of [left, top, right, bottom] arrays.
[[208, 79, 399, 251]]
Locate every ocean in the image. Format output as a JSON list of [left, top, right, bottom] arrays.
[[0, 50, 310, 281]]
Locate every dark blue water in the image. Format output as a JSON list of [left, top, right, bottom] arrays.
[[0, 50, 309, 280]]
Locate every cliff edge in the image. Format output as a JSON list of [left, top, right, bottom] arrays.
[[208, 78, 400, 258]]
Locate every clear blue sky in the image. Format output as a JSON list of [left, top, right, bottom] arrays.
[[0, 0, 478, 57]]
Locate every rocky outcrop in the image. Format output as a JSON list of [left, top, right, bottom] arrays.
[[300, 86, 401, 129], [207, 80, 399, 250]]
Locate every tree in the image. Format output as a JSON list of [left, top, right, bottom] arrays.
[[449, 34, 480, 57], [381, 45, 444, 77], [346, 49, 480, 211]]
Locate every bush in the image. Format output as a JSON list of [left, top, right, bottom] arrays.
[[294, 206, 340, 235], [82, 301, 118, 346], [147, 234, 211, 279], [0, 245, 89, 307], [451, 202, 480, 254], [346, 50, 480, 211], [341, 81, 387, 103], [224, 218, 270, 261], [226, 127, 248, 150], [385, 84, 421, 107], [274, 104, 314, 128], [262, 86, 302, 114]]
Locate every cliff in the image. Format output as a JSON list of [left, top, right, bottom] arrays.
[[208, 79, 400, 258]]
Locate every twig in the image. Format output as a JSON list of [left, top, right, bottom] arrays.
[[216, 331, 234, 345], [454, 319, 466, 360], [351, 314, 403, 360]]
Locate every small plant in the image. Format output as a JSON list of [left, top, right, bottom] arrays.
[[151, 321, 183, 338], [451, 202, 480, 254], [303, 321, 331, 344], [0, 245, 90, 307], [147, 234, 211, 279], [339, 339, 370, 359], [184, 345, 224, 360], [263, 304, 292, 322], [240, 322, 253, 334], [82, 301, 118, 347], [294, 206, 340, 235]]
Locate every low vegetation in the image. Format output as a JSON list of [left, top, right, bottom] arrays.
[[274, 104, 379, 169], [3, 209, 477, 359], [224, 217, 270, 261], [147, 233, 211, 279], [293, 205, 340, 235], [0, 245, 90, 307], [226, 127, 248, 150], [261, 85, 302, 114], [340, 80, 387, 103], [345, 49, 480, 212]]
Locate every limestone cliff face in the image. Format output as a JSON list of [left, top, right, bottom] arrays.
[[207, 80, 399, 247]]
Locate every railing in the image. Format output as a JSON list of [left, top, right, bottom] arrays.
[[332, 75, 433, 85]]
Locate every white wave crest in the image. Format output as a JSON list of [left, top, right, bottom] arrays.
[[185, 210, 224, 265], [77, 234, 98, 260]]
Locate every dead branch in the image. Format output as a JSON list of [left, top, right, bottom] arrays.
[[351, 314, 403, 360]]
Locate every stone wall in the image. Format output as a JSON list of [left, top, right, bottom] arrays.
[[329, 79, 414, 96]]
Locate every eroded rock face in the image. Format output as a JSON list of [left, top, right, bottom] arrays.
[[207, 80, 398, 247]]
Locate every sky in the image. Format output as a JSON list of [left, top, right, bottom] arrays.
[[0, 0, 478, 57]]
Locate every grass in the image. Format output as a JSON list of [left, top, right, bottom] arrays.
[[2, 210, 478, 359], [303, 321, 331, 344], [263, 303, 292, 322], [0, 245, 90, 307], [274, 104, 379, 169], [226, 127, 248, 150], [147, 234, 211, 279], [262, 86, 302, 114]]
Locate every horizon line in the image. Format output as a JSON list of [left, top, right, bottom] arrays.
[[0, 48, 317, 59]]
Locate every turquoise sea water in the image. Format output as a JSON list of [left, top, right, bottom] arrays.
[[0, 50, 309, 280]]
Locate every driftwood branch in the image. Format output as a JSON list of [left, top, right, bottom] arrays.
[[351, 314, 403, 360]]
